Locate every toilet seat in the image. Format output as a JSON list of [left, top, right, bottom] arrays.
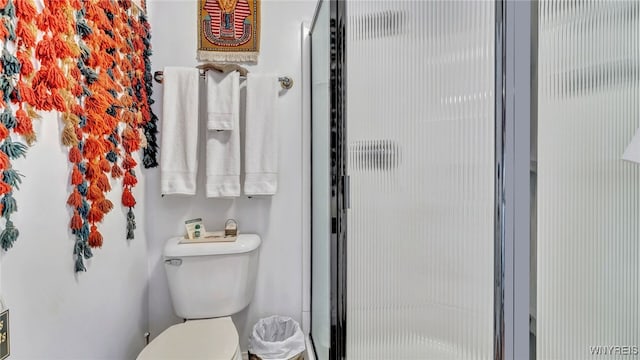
[[137, 317, 240, 360]]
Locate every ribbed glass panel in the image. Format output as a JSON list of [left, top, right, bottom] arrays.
[[345, 1, 495, 359], [537, 1, 640, 359], [310, 1, 331, 359]]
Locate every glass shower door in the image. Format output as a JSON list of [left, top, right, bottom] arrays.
[[345, 1, 496, 359], [536, 1, 640, 358]]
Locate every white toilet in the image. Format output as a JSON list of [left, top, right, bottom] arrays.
[[137, 234, 261, 360]]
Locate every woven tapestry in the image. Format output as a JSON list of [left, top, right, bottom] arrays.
[[0, 0, 158, 273], [198, 0, 260, 63]]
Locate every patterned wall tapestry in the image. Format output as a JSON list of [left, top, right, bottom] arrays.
[[0, 0, 158, 272], [198, 0, 260, 62]]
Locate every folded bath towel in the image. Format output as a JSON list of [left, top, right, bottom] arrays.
[[206, 105, 241, 198], [244, 73, 279, 196], [207, 71, 239, 131], [160, 67, 200, 195]]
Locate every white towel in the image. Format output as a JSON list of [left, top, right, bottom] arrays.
[[244, 74, 279, 196], [207, 71, 239, 130], [160, 67, 200, 195], [206, 97, 241, 198]]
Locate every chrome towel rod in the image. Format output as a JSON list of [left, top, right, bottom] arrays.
[[153, 70, 293, 90]]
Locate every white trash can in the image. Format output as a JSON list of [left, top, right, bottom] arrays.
[[248, 316, 306, 360]]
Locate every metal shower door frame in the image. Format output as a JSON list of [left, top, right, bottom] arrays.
[[329, 0, 347, 358]]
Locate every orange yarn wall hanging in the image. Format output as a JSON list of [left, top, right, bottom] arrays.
[[0, 0, 158, 272]]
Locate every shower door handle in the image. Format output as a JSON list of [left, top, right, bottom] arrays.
[[343, 175, 350, 209]]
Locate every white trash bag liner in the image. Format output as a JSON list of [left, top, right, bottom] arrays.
[[248, 315, 305, 360]]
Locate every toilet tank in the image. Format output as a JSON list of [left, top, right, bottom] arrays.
[[163, 234, 261, 319]]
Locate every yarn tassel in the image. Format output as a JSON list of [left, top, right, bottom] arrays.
[[88, 225, 102, 248], [15, 29, 35, 56], [122, 187, 135, 207], [14, 0, 37, 21], [73, 236, 83, 254], [35, 38, 55, 63], [105, 149, 117, 162], [122, 154, 136, 169], [0, 19, 7, 41], [0, 181, 10, 195], [87, 205, 104, 224], [14, 108, 33, 138], [67, 189, 81, 207], [122, 126, 139, 153], [76, 19, 91, 38], [45, 64, 67, 90], [78, 199, 89, 218], [77, 221, 89, 240], [99, 158, 111, 172], [1, 193, 16, 218], [61, 124, 78, 147], [82, 137, 103, 159], [96, 198, 113, 213], [123, 170, 136, 186], [69, 146, 81, 163], [138, 128, 147, 149], [51, 34, 72, 59], [0, 123, 8, 140], [70, 210, 82, 230], [0, 151, 10, 170], [74, 251, 86, 272], [126, 207, 135, 240], [0, 108, 16, 129], [71, 165, 82, 185], [85, 162, 100, 180], [86, 183, 102, 201], [0, 219, 18, 250], [1, 48, 21, 76], [33, 83, 52, 111], [15, 81, 35, 104], [2, 168, 22, 188], [83, 245, 93, 259], [0, 1, 16, 20], [77, 181, 88, 196], [0, 138, 28, 159], [50, 89, 67, 112], [25, 104, 39, 120], [111, 163, 122, 178], [96, 172, 110, 192]]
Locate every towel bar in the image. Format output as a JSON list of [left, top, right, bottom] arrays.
[[153, 70, 293, 90]]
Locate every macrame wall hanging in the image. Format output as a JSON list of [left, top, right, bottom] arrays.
[[0, 0, 159, 272]]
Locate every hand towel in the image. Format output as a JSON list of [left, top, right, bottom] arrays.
[[207, 71, 239, 130], [206, 92, 241, 198], [160, 67, 200, 195], [244, 73, 279, 196]]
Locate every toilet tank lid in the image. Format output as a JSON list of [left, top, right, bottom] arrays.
[[164, 234, 261, 257]]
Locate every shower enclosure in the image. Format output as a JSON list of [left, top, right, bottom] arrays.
[[310, 0, 501, 359], [309, 0, 639, 359]]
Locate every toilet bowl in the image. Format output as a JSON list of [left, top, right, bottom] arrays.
[[137, 234, 261, 359], [137, 317, 241, 360]]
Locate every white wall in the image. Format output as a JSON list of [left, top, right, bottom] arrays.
[[146, 0, 316, 351], [1, 111, 149, 359]]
